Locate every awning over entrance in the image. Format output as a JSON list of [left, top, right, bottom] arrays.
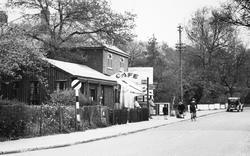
[[46, 58, 117, 85], [111, 73, 145, 108]]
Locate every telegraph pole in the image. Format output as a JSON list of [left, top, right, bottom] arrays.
[[176, 25, 184, 102]]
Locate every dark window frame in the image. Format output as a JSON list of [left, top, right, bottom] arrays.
[[107, 53, 113, 68], [55, 80, 67, 91]]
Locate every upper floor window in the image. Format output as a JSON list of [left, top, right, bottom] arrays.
[[120, 57, 125, 71], [107, 53, 113, 68]]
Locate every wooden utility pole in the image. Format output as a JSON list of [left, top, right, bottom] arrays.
[[176, 25, 184, 102]]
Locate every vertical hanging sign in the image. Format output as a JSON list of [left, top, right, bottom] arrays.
[[71, 79, 82, 130]]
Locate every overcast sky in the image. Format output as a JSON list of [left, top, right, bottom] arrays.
[[109, 0, 228, 47]]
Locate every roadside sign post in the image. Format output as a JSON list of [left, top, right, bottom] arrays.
[[71, 79, 82, 131], [147, 77, 149, 119]]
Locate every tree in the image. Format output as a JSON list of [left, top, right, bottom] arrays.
[[154, 43, 179, 102], [185, 7, 245, 102], [146, 35, 161, 67], [0, 24, 47, 83], [7, 0, 136, 58], [215, 0, 250, 28], [186, 7, 235, 70], [118, 41, 147, 67], [217, 43, 249, 96]]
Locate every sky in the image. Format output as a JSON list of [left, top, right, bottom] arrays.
[[109, 0, 249, 48]]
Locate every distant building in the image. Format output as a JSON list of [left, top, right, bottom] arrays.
[[128, 67, 154, 101]]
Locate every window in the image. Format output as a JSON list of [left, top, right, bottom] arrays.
[[114, 88, 120, 103], [30, 81, 39, 96], [101, 86, 104, 105], [90, 88, 97, 101], [120, 57, 124, 71], [56, 81, 66, 91], [80, 82, 85, 94], [107, 53, 113, 68], [13, 81, 19, 98], [141, 79, 147, 84], [30, 81, 39, 105]]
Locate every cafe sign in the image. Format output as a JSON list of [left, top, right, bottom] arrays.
[[115, 72, 139, 79]]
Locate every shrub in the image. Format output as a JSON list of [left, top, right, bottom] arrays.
[[48, 89, 92, 106], [79, 106, 109, 130], [49, 89, 75, 106], [41, 105, 75, 134]]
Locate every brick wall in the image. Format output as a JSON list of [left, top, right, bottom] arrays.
[[103, 49, 129, 76]]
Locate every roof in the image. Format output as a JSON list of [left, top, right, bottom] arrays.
[[60, 32, 129, 58], [102, 44, 129, 58], [45, 58, 117, 84]]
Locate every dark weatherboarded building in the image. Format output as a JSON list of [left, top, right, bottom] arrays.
[[0, 45, 129, 108]]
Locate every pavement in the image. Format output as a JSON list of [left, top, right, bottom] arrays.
[[0, 109, 225, 155]]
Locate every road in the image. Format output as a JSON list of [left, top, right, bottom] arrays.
[[10, 108, 250, 156]]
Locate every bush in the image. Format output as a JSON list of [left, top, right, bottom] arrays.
[[79, 106, 109, 130], [41, 105, 75, 134], [48, 89, 92, 106], [49, 89, 75, 106]]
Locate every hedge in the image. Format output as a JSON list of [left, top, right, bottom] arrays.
[[0, 102, 109, 141], [0, 91, 149, 141]]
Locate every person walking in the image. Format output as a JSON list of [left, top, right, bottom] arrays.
[[177, 101, 185, 118], [163, 104, 168, 120], [190, 98, 197, 121]]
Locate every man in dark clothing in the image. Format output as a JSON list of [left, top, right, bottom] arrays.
[[177, 101, 185, 118], [163, 104, 168, 120], [190, 98, 197, 121]]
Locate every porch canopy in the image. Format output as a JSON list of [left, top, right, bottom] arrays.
[[111, 73, 145, 108], [46, 58, 117, 85]]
